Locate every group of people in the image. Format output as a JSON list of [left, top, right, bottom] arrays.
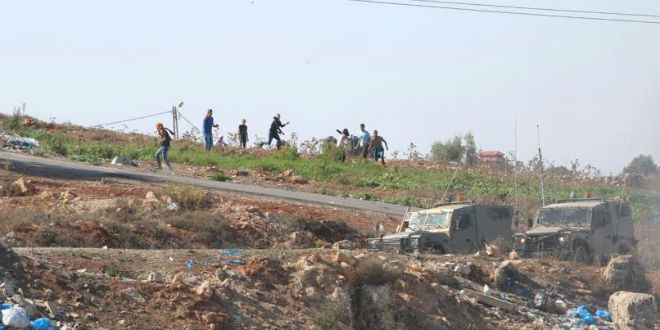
[[153, 110, 389, 170], [336, 123, 389, 165], [154, 110, 290, 170]]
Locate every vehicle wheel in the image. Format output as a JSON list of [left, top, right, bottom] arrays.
[[425, 243, 445, 255], [573, 244, 592, 265]]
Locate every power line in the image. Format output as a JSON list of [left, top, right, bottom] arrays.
[[408, 0, 659, 18], [176, 110, 202, 134], [346, 0, 660, 24], [88, 111, 171, 129]]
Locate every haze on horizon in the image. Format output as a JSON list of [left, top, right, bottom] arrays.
[[1, 0, 658, 174]]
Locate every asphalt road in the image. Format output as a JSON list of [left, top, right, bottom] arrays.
[[0, 151, 412, 216]]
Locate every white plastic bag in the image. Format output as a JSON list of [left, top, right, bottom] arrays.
[[2, 306, 31, 328]]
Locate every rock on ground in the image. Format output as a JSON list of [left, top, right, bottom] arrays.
[[608, 291, 657, 330], [603, 255, 648, 292], [493, 260, 519, 291]]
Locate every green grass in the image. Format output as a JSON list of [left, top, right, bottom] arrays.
[[105, 264, 120, 277], [210, 172, 230, 181], [4, 125, 659, 221]]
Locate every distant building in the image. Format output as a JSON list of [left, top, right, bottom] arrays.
[[477, 150, 506, 169]]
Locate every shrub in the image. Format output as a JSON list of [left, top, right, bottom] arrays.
[[167, 185, 211, 211], [105, 264, 119, 277], [211, 172, 230, 182]]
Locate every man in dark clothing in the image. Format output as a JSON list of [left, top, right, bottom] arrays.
[[155, 123, 174, 170], [238, 119, 248, 148], [369, 130, 389, 166], [260, 113, 289, 150], [202, 109, 219, 151]]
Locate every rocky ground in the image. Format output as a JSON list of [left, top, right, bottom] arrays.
[[0, 169, 658, 329], [2, 245, 658, 330]]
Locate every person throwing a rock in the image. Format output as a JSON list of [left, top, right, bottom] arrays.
[[155, 123, 174, 171], [369, 130, 389, 166], [202, 109, 219, 151], [260, 113, 289, 150]]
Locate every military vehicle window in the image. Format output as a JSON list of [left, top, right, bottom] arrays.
[[539, 207, 589, 224], [490, 207, 511, 221], [457, 214, 472, 230], [594, 211, 610, 228], [408, 213, 429, 229], [617, 204, 631, 218], [425, 214, 449, 227]]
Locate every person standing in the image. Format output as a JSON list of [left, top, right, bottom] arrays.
[[202, 109, 219, 151], [238, 119, 248, 148], [335, 128, 350, 162], [155, 123, 174, 170], [369, 130, 389, 166], [260, 113, 289, 150], [359, 123, 371, 159]]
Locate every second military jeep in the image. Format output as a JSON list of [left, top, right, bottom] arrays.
[[369, 202, 513, 254], [513, 198, 634, 264]]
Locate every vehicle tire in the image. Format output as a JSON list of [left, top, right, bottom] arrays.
[[425, 242, 445, 255], [573, 244, 592, 265]]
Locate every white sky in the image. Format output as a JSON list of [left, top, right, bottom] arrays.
[[1, 0, 658, 174]]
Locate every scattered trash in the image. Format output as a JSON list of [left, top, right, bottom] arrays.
[[110, 156, 136, 166], [483, 284, 492, 296], [167, 202, 179, 211], [596, 309, 612, 321], [1, 132, 40, 151], [30, 318, 53, 330], [187, 260, 194, 271], [0, 304, 11, 310], [1, 306, 31, 328], [570, 306, 596, 325], [219, 249, 245, 257]]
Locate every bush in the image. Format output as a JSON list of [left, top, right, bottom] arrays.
[[105, 264, 119, 277], [624, 155, 658, 176], [210, 172, 230, 182], [167, 185, 211, 211]]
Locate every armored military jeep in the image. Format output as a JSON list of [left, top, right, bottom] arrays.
[[369, 202, 514, 253], [513, 198, 634, 264]]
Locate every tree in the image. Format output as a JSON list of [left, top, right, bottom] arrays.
[[464, 132, 478, 166], [431, 136, 463, 162], [624, 155, 658, 176], [430, 132, 478, 164]]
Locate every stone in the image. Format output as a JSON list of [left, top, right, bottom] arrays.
[[493, 260, 520, 290], [196, 281, 214, 299], [1, 306, 30, 328], [554, 299, 568, 313], [121, 287, 146, 304], [118, 319, 127, 326], [183, 275, 201, 287], [144, 191, 158, 205], [603, 255, 648, 292], [12, 178, 33, 195], [332, 252, 356, 266], [453, 263, 471, 276], [608, 291, 656, 330], [332, 240, 355, 250]]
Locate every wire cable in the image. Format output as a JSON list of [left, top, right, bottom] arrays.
[[408, 0, 659, 18], [176, 110, 202, 134], [346, 0, 660, 24], [88, 111, 171, 129]]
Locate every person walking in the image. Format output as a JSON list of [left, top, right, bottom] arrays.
[[369, 130, 389, 166], [359, 123, 371, 159], [238, 119, 248, 148], [202, 109, 219, 151], [260, 113, 289, 150], [155, 123, 174, 170]]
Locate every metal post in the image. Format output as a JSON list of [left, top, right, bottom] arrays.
[[22, 103, 26, 115], [172, 106, 178, 139], [537, 124, 546, 207]]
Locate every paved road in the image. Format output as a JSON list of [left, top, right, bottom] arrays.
[[0, 151, 413, 216]]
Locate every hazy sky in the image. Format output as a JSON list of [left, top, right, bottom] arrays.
[[1, 0, 658, 174]]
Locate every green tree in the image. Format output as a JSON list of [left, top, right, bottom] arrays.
[[624, 155, 658, 176], [464, 132, 478, 166], [431, 136, 463, 162]]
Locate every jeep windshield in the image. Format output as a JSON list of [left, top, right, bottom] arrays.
[[538, 207, 590, 224], [406, 212, 450, 229]]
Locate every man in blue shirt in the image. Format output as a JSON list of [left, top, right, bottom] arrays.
[[202, 109, 219, 151], [359, 123, 370, 159]]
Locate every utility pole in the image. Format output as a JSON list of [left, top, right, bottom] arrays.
[[171, 106, 179, 139], [537, 124, 546, 207], [22, 103, 26, 115], [514, 118, 518, 210]]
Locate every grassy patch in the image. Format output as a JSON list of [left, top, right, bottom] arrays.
[[210, 172, 230, 182]]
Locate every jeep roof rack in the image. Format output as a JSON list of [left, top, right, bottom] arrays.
[[433, 200, 476, 207], [554, 197, 605, 204]]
